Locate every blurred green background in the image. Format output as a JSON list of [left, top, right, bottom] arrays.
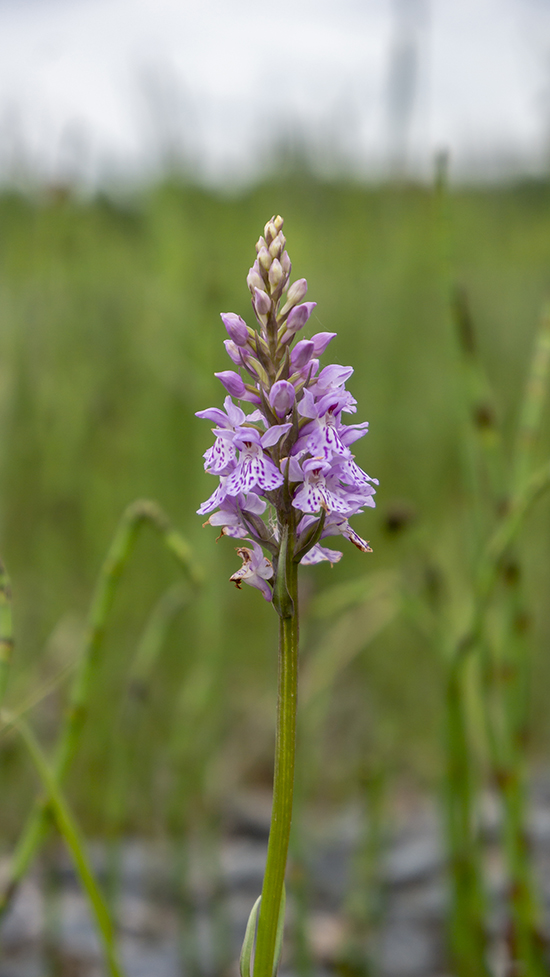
[[1, 172, 550, 841]]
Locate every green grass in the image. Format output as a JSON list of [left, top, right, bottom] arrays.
[[1, 173, 550, 844]]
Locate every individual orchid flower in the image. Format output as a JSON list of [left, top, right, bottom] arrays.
[[229, 541, 274, 601]]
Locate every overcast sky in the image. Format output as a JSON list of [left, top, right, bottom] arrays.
[[0, 0, 550, 186]]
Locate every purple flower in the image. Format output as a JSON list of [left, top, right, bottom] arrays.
[[310, 332, 337, 355], [214, 371, 261, 404], [292, 459, 354, 515], [253, 288, 271, 316], [229, 542, 274, 601], [280, 278, 308, 316], [281, 302, 317, 343], [221, 313, 249, 347], [196, 215, 378, 594], [269, 380, 295, 418], [224, 340, 243, 365], [300, 544, 343, 566], [197, 476, 230, 516], [204, 492, 267, 538], [225, 427, 289, 496], [290, 340, 315, 370], [195, 395, 245, 429], [297, 512, 372, 554], [215, 370, 247, 398], [203, 435, 236, 476]]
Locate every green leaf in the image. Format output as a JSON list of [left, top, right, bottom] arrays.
[[272, 885, 286, 977], [240, 895, 261, 977]]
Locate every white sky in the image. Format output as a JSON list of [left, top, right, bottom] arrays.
[[0, 0, 549, 186]]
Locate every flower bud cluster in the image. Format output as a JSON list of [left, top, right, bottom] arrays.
[[196, 216, 377, 601]]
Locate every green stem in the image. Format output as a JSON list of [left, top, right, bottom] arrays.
[[0, 556, 14, 708], [4, 712, 125, 977], [456, 458, 550, 665], [513, 304, 550, 494], [0, 499, 198, 918], [253, 522, 299, 977], [443, 460, 550, 976], [486, 577, 546, 974], [444, 661, 490, 977]]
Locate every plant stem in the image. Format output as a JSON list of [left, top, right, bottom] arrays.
[[485, 575, 546, 974], [5, 712, 125, 977], [444, 660, 490, 977], [253, 523, 299, 977], [0, 556, 13, 708]]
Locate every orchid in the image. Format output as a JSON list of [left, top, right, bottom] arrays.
[[196, 216, 377, 599], [195, 216, 378, 977]]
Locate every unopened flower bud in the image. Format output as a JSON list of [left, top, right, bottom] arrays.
[[269, 379, 295, 417], [282, 301, 316, 340], [280, 278, 308, 316], [255, 235, 267, 254], [269, 232, 286, 258], [268, 258, 283, 289], [264, 219, 278, 244], [258, 247, 272, 271], [247, 262, 264, 293], [215, 371, 246, 398], [273, 215, 284, 232], [254, 288, 271, 316], [221, 312, 249, 347], [290, 339, 315, 369], [311, 332, 337, 355], [224, 340, 242, 365], [280, 251, 291, 276]]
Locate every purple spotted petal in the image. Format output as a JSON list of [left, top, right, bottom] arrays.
[[300, 544, 342, 566], [292, 481, 326, 513], [197, 479, 229, 515], [251, 454, 284, 491], [203, 436, 236, 474]]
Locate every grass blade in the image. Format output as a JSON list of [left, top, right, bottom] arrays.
[[513, 303, 550, 493], [0, 557, 13, 708], [2, 711, 125, 977], [240, 895, 261, 977], [0, 499, 200, 918]]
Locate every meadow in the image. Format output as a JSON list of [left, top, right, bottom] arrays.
[[1, 169, 550, 975]]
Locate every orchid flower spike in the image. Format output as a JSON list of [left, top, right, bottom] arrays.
[[196, 215, 377, 602]]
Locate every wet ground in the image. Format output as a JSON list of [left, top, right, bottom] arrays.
[[3, 783, 550, 977]]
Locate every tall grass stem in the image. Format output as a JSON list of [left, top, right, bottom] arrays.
[[2, 711, 125, 977], [0, 557, 13, 708]]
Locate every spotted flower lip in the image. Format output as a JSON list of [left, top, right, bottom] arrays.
[[197, 476, 230, 516], [196, 214, 377, 591], [203, 435, 236, 475], [224, 428, 286, 497], [292, 458, 356, 515]]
